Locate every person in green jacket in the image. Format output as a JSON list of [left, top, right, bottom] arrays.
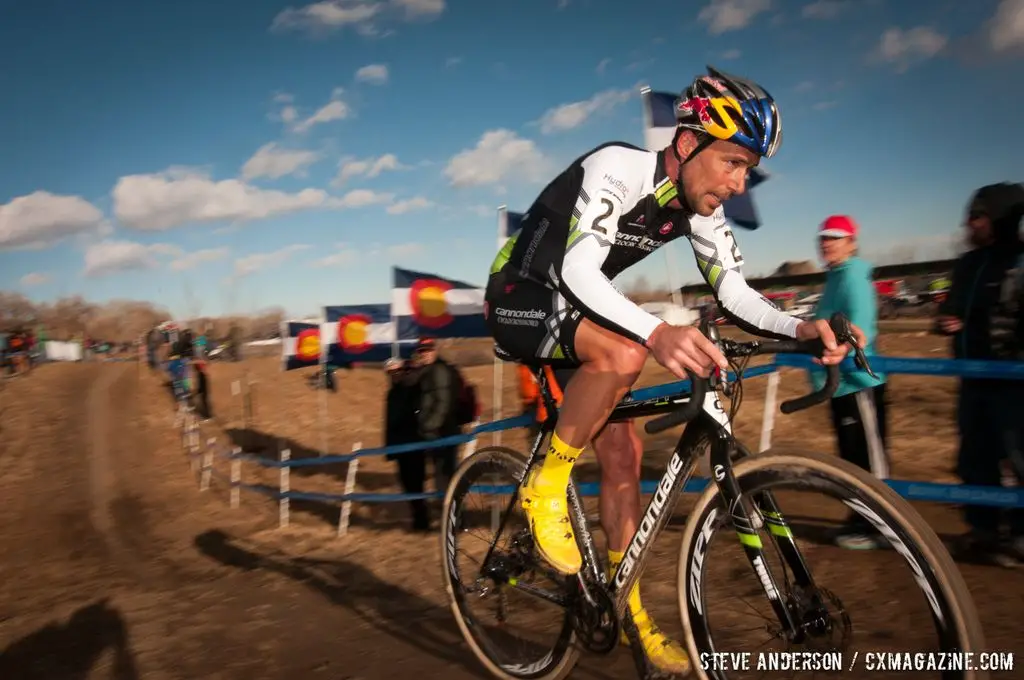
[[812, 215, 889, 550]]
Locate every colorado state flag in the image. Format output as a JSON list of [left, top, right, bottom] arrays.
[[392, 267, 488, 340], [281, 321, 321, 371], [498, 206, 526, 248], [641, 87, 768, 230], [322, 304, 412, 364]]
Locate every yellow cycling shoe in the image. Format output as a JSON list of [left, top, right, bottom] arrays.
[[624, 610, 692, 676], [519, 469, 582, 575]]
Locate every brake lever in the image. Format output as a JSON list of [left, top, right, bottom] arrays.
[[853, 345, 879, 379], [828, 312, 878, 380]]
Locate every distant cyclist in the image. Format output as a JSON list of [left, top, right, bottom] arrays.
[[484, 65, 863, 674]]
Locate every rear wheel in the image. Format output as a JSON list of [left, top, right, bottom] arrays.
[[678, 451, 988, 680], [441, 446, 582, 680]]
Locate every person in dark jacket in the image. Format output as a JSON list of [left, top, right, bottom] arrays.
[[192, 358, 212, 420], [383, 357, 429, 531], [936, 181, 1024, 567], [412, 337, 461, 498]]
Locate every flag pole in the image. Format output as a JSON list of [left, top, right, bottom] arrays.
[[492, 205, 507, 446], [389, 267, 400, 358], [318, 311, 329, 457], [640, 85, 686, 312]]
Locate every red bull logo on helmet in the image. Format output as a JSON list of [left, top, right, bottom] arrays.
[[678, 97, 713, 124]]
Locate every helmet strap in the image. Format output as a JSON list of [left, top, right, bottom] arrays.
[[671, 127, 713, 213]]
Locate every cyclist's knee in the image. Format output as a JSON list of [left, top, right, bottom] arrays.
[[578, 334, 645, 384]]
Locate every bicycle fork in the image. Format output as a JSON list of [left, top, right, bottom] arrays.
[[709, 436, 818, 642]]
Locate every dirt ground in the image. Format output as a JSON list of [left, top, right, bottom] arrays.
[[0, 323, 1020, 679]]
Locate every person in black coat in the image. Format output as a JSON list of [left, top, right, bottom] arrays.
[[936, 182, 1024, 567], [383, 357, 429, 531], [410, 337, 461, 499]]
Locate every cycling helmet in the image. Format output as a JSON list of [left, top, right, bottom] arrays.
[[674, 65, 782, 159]]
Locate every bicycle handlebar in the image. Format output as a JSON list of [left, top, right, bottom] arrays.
[[644, 312, 875, 435]]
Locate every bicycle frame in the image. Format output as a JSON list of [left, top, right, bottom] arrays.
[[489, 362, 823, 650]]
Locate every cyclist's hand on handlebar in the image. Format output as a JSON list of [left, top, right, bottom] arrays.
[[795, 318, 865, 366], [647, 322, 728, 379]]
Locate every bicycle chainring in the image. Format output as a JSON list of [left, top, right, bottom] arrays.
[[570, 580, 619, 654]]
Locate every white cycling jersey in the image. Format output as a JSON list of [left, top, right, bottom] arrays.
[[490, 142, 800, 345]]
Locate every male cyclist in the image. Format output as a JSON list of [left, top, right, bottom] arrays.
[[484, 66, 862, 674]]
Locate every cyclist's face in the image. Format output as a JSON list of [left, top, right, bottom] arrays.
[[679, 138, 758, 216]]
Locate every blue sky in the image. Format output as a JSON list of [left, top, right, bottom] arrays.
[[1, 0, 1022, 319]]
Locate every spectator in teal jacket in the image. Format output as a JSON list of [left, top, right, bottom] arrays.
[[811, 215, 889, 550]]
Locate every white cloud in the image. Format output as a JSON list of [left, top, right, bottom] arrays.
[[386, 242, 424, 258], [355, 63, 389, 84], [241, 143, 321, 180], [444, 56, 462, 67], [292, 89, 351, 133], [873, 26, 947, 72], [801, 0, 846, 19], [20, 272, 49, 286], [332, 153, 409, 186], [596, 58, 611, 74], [989, 0, 1024, 53], [443, 129, 552, 188], [537, 87, 633, 134], [272, 1, 384, 35], [280, 105, 299, 124], [313, 244, 357, 267], [335, 188, 396, 207], [169, 247, 230, 271], [271, 0, 444, 36], [391, 0, 445, 19], [113, 168, 336, 230], [387, 196, 433, 214], [233, 244, 310, 278], [812, 100, 837, 111], [0, 191, 106, 250], [698, 0, 771, 35], [84, 240, 164, 277], [721, 48, 742, 59]]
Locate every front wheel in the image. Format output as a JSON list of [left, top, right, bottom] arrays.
[[440, 446, 582, 680], [677, 451, 988, 680]]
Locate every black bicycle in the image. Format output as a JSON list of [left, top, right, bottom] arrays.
[[441, 313, 986, 680]]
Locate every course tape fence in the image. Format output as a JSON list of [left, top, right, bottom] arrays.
[[168, 354, 1024, 534]]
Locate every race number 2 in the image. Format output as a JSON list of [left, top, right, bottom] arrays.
[[718, 226, 744, 269]]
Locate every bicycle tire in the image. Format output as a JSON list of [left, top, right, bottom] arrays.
[[677, 450, 988, 680], [440, 446, 582, 680]]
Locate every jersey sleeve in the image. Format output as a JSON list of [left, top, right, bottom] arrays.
[[558, 151, 664, 346], [686, 208, 801, 339]]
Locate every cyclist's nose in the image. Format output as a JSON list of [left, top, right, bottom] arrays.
[[727, 170, 745, 195]]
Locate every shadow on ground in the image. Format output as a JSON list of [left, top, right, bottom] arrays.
[[193, 529, 487, 677], [0, 599, 140, 680]]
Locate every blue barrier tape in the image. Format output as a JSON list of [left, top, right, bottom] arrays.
[[775, 354, 1024, 380], [231, 364, 778, 469], [215, 476, 1024, 508]]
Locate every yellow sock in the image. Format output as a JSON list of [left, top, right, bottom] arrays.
[[533, 432, 584, 494], [608, 549, 645, 618]]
